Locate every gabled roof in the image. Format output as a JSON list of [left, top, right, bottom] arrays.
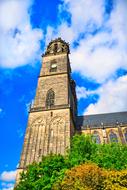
[[77, 112, 127, 129]]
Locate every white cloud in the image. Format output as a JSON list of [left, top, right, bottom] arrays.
[[0, 170, 17, 182], [82, 75, 127, 114], [108, 0, 127, 49], [47, 0, 103, 39], [0, 108, 2, 113], [1, 182, 14, 190], [76, 86, 88, 99], [0, 0, 43, 68], [2, 187, 14, 190], [67, 0, 103, 38], [46, 0, 127, 82], [61, 0, 104, 32], [70, 0, 127, 82], [71, 36, 127, 83], [46, 0, 104, 44], [76, 86, 95, 100], [45, 0, 127, 113], [0, 0, 126, 114], [2, 188, 13, 190], [0, 0, 29, 31]]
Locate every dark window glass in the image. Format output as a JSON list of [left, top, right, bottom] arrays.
[[54, 43, 58, 53], [92, 131, 101, 144], [109, 132, 118, 143], [50, 66, 57, 72], [46, 89, 55, 108], [124, 130, 127, 142]]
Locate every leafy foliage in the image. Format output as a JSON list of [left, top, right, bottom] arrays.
[[15, 154, 69, 190], [53, 163, 105, 190], [67, 134, 127, 170], [15, 134, 127, 190], [91, 143, 127, 170], [67, 135, 97, 166], [53, 163, 127, 190], [104, 170, 127, 190]]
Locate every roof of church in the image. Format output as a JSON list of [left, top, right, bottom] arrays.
[[77, 111, 127, 129]]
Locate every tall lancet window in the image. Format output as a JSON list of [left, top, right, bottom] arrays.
[[109, 131, 118, 143], [124, 129, 127, 142], [46, 89, 55, 108], [92, 131, 101, 144]]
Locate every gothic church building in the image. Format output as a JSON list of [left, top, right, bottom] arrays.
[[16, 38, 127, 181]]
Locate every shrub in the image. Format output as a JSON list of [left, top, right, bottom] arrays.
[[67, 134, 97, 167], [104, 170, 127, 190], [53, 163, 127, 190], [15, 134, 127, 190], [15, 154, 69, 190], [91, 143, 127, 170], [53, 163, 106, 190]]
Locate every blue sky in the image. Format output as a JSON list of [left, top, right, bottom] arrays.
[[0, 0, 127, 189]]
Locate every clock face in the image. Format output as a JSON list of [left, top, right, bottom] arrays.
[[51, 63, 57, 68]]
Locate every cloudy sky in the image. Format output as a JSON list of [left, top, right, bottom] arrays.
[[0, 0, 127, 189]]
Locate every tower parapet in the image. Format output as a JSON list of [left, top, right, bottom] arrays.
[[43, 37, 70, 56]]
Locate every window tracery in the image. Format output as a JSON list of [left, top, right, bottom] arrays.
[[92, 131, 101, 144], [124, 129, 127, 142], [46, 89, 55, 108], [48, 117, 65, 154], [109, 131, 118, 143]]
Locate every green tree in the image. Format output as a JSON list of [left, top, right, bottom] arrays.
[[53, 163, 127, 190], [15, 134, 127, 190], [91, 143, 127, 170], [68, 134, 127, 170], [67, 134, 97, 167], [15, 154, 69, 190]]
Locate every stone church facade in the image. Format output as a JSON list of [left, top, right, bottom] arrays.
[[16, 38, 127, 181]]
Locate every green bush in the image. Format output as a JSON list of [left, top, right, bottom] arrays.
[[53, 163, 105, 190], [91, 143, 127, 170], [15, 134, 127, 190], [53, 163, 127, 190], [15, 154, 69, 190], [67, 134, 97, 166]]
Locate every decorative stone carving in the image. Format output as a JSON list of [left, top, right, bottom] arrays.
[[19, 117, 47, 167], [44, 38, 70, 56], [48, 117, 66, 154], [31, 117, 46, 127]]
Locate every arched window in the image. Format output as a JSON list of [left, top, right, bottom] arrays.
[[109, 131, 118, 143], [46, 89, 55, 108], [92, 131, 101, 144], [124, 129, 127, 142]]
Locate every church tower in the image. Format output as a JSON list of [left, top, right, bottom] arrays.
[[16, 38, 77, 180]]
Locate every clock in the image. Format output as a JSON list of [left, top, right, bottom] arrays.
[[51, 63, 57, 69]]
